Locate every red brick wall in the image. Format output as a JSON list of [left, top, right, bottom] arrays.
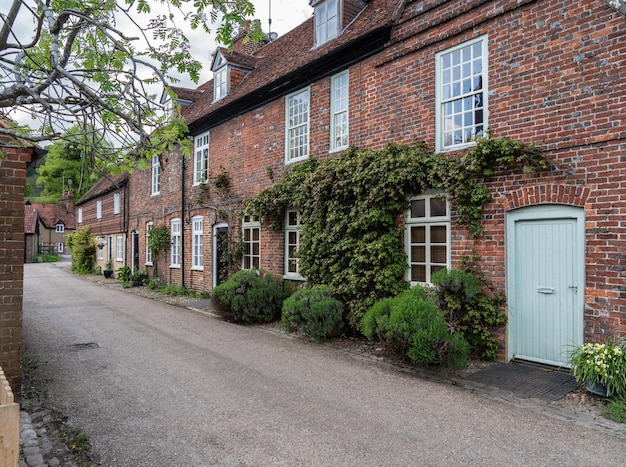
[[129, 0, 626, 345], [0, 147, 34, 397], [369, 0, 625, 344]]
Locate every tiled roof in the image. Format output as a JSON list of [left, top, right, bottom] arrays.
[[76, 172, 129, 205], [180, 0, 401, 127], [28, 202, 76, 230], [215, 47, 259, 70], [24, 204, 38, 234]]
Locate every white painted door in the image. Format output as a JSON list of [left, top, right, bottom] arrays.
[[507, 205, 584, 366]]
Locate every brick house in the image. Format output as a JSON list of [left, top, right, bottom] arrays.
[[75, 173, 129, 274], [24, 191, 76, 261], [0, 114, 46, 396], [127, 0, 625, 365]]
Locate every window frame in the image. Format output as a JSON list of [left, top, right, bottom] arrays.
[[194, 132, 210, 185], [170, 218, 181, 268], [314, 0, 340, 46], [330, 70, 349, 152], [116, 235, 123, 261], [284, 209, 304, 280], [96, 199, 102, 220], [285, 87, 310, 165], [145, 221, 153, 266], [151, 154, 160, 195], [242, 214, 261, 270], [77, 207, 82, 224], [405, 194, 451, 285], [213, 65, 229, 102], [191, 216, 204, 270], [114, 192, 121, 214], [435, 35, 488, 153], [55, 222, 64, 233]]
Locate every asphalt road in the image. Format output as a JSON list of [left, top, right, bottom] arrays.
[[22, 261, 626, 466]]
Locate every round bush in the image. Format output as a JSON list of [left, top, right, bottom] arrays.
[[282, 286, 343, 340], [213, 269, 292, 323], [362, 285, 469, 368]]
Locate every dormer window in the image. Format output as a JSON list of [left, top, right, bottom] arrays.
[[314, 0, 340, 46], [213, 54, 229, 101]]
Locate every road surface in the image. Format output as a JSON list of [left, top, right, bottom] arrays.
[[22, 261, 626, 466]]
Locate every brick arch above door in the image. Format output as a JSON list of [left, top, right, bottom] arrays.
[[500, 184, 591, 211]]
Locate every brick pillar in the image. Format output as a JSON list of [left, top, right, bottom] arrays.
[[0, 146, 34, 399]]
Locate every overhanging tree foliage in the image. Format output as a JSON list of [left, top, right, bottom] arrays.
[[35, 125, 109, 202], [0, 0, 262, 165]]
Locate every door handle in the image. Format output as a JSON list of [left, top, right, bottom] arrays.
[[569, 285, 578, 294]]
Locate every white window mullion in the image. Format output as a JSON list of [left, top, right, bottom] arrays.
[[331, 70, 349, 151], [285, 88, 310, 164], [194, 132, 210, 184], [192, 216, 204, 270], [435, 35, 488, 152], [406, 194, 451, 284]]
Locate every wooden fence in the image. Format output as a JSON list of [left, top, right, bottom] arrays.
[[0, 367, 19, 467]]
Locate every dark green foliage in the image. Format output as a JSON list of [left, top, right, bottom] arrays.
[[282, 286, 343, 340], [33, 254, 60, 263], [431, 264, 506, 360], [66, 226, 96, 274], [130, 269, 148, 287], [362, 286, 469, 368], [146, 278, 162, 290], [213, 269, 292, 324], [246, 137, 548, 332], [116, 266, 132, 285], [606, 397, 626, 423]]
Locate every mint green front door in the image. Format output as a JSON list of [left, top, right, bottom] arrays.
[[507, 205, 584, 366]]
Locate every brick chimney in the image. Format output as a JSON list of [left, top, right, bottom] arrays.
[[232, 19, 271, 55], [61, 191, 74, 213]]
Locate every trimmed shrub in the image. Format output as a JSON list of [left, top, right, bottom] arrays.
[[362, 286, 469, 369], [282, 286, 343, 340], [431, 266, 506, 360], [213, 269, 292, 324], [66, 226, 96, 274]]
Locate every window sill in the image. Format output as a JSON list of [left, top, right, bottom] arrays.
[[283, 274, 305, 282], [285, 155, 309, 166], [190, 267, 204, 271], [170, 265, 181, 269], [329, 146, 348, 155]]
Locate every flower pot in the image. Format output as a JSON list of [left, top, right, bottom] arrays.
[[585, 380, 608, 397], [103, 269, 113, 279]]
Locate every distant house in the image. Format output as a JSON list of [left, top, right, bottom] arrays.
[[128, 0, 626, 365], [24, 191, 76, 261], [75, 173, 129, 273]]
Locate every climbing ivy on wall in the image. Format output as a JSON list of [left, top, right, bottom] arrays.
[[245, 136, 548, 330]]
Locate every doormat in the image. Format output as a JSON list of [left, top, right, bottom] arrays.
[[465, 362, 578, 401]]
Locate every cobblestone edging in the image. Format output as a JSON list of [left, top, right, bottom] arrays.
[[19, 408, 78, 467]]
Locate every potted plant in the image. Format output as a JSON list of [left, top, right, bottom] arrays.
[[568, 341, 626, 398], [103, 259, 114, 279]]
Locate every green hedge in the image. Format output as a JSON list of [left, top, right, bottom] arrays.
[[213, 269, 292, 324], [282, 286, 343, 340], [362, 286, 469, 369]]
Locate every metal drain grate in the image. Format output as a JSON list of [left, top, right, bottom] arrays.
[[465, 362, 578, 401]]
